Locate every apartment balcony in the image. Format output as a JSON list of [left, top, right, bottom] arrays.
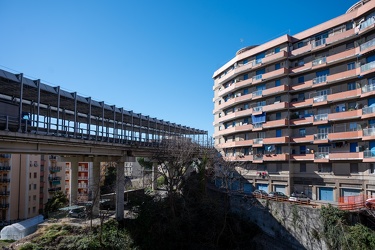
[[252, 138, 263, 147], [328, 109, 362, 122], [260, 68, 288, 83], [289, 62, 312, 75], [252, 106, 263, 114], [357, 37, 375, 55], [234, 62, 254, 76], [48, 176, 62, 181], [314, 152, 329, 162], [263, 101, 288, 112], [252, 123, 263, 131], [291, 154, 314, 161], [313, 113, 329, 125], [312, 95, 328, 106], [0, 154, 10, 159], [217, 94, 251, 111], [326, 28, 355, 45], [328, 130, 363, 141], [218, 83, 236, 97], [49, 167, 61, 172], [0, 191, 10, 196], [290, 44, 311, 57], [362, 106, 375, 119], [78, 184, 88, 189], [326, 69, 357, 84], [357, 17, 375, 35], [263, 153, 289, 161], [360, 61, 375, 76], [218, 78, 253, 98], [327, 88, 361, 102], [253, 154, 263, 163], [217, 139, 253, 149], [263, 136, 289, 144], [48, 187, 62, 192], [329, 152, 363, 161], [291, 135, 314, 143], [311, 57, 327, 68], [0, 204, 9, 209], [236, 155, 253, 162], [262, 51, 288, 65], [290, 117, 313, 126], [289, 98, 313, 108], [0, 179, 10, 183], [363, 150, 375, 162], [312, 38, 326, 50], [362, 127, 375, 140], [327, 47, 356, 64], [262, 119, 288, 129], [262, 85, 289, 98], [78, 176, 88, 180], [0, 166, 11, 171], [51, 180, 61, 185], [290, 79, 313, 91], [252, 74, 263, 84], [312, 75, 327, 85], [313, 133, 329, 144], [361, 83, 375, 97]]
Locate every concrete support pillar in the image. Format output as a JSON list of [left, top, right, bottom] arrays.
[[116, 156, 135, 222], [115, 161, 125, 221], [90, 158, 101, 217], [69, 158, 79, 206], [152, 161, 158, 191]]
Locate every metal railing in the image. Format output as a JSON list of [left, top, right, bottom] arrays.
[[313, 95, 327, 103], [252, 90, 262, 97], [364, 150, 375, 158], [360, 38, 375, 51], [363, 128, 375, 136], [314, 133, 328, 140], [253, 138, 263, 144], [362, 106, 375, 115], [252, 74, 262, 81], [313, 113, 328, 122], [314, 152, 329, 159], [313, 38, 326, 48], [313, 75, 327, 84], [360, 17, 375, 30], [312, 57, 326, 66], [252, 106, 263, 112], [361, 61, 375, 73], [362, 83, 375, 93]]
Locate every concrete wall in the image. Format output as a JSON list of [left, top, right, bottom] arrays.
[[230, 194, 327, 250]]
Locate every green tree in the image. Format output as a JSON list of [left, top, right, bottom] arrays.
[[44, 191, 68, 216]]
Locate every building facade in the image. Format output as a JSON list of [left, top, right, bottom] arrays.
[[213, 0, 375, 202]]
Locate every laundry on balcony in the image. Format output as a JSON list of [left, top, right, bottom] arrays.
[[265, 145, 275, 152], [252, 112, 266, 124]]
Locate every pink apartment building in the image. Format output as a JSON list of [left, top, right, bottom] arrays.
[[213, 0, 375, 202]]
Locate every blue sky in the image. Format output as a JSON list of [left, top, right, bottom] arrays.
[[0, 0, 358, 137]]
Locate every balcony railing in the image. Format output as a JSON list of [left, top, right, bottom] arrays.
[[0, 191, 10, 196], [312, 57, 326, 66], [253, 123, 262, 129], [313, 75, 327, 84], [0, 179, 10, 183], [48, 176, 62, 181], [313, 38, 326, 48], [252, 90, 262, 97], [253, 74, 263, 82], [253, 106, 263, 112], [0, 154, 10, 159], [363, 106, 375, 115], [255, 58, 262, 65], [360, 38, 375, 51], [0, 166, 10, 171], [314, 152, 329, 159], [362, 83, 375, 93], [253, 138, 263, 144], [361, 61, 375, 73], [360, 18, 375, 31], [314, 113, 328, 122], [313, 95, 327, 103], [364, 150, 375, 158], [363, 127, 375, 137], [314, 133, 328, 140], [253, 154, 263, 161], [48, 187, 62, 192], [49, 167, 62, 172]]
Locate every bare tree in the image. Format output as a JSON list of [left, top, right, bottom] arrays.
[[151, 137, 207, 218]]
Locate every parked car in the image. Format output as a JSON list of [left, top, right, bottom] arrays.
[[365, 198, 375, 209], [268, 191, 288, 200], [288, 193, 310, 203], [253, 189, 268, 197], [68, 207, 86, 218]]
